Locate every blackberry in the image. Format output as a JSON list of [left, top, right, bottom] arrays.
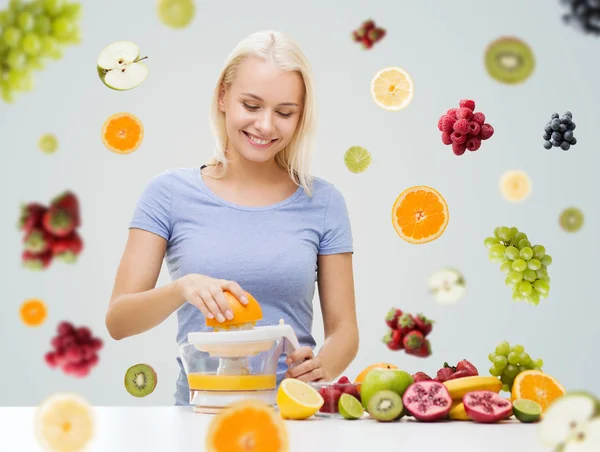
[[561, 0, 600, 35], [543, 110, 578, 151]]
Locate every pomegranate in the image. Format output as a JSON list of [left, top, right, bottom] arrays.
[[463, 390, 513, 423], [402, 380, 452, 421]]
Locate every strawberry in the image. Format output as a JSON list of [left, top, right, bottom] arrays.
[[412, 371, 433, 382], [434, 367, 454, 382], [402, 330, 424, 351], [396, 313, 416, 336], [361, 19, 376, 31], [367, 28, 385, 42], [23, 227, 54, 253], [22, 250, 53, 270], [51, 191, 80, 227], [17, 202, 47, 234], [351, 30, 362, 42], [412, 313, 434, 337], [51, 231, 83, 263], [42, 206, 75, 237], [455, 359, 478, 376], [406, 339, 431, 358], [447, 369, 471, 380], [385, 307, 403, 329], [382, 329, 402, 350], [360, 36, 373, 49]]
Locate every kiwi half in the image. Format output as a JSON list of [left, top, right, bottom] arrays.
[[124, 363, 157, 398], [484, 37, 535, 85], [366, 390, 404, 422]]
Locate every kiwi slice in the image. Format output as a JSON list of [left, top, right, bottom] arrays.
[[485, 37, 535, 85], [124, 363, 157, 398], [366, 390, 404, 422], [560, 207, 584, 232]]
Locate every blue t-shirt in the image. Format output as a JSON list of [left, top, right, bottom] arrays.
[[128, 167, 353, 405]]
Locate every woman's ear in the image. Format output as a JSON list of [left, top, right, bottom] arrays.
[[218, 84, 227, 112]]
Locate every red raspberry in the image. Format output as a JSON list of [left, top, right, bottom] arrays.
[[88, 354, 99, 367], [446, 108, 458, 119], [441, 132, 452, 145], [466, 136, 482, 151], [437, 116, 444, 131], [451, 131, 467, 144], [480, 123, 494, 140], [452, 142, 466, 155], [57, 321, 75, 337], [440, 115, 455, 133], [459, 99, 476, 111], [75, 327, 92, 341], [452, 119, 469, 134], [44, 351, 58, 368], [472, 112, 485, 125], [468, 121, 480, 136], [336, 376, 351, 384], [455, 107, 473, 120]]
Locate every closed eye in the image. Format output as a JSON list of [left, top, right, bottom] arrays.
[[243, 103, 293, 118]]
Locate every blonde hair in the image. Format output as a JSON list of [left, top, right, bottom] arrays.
[[208, 30, 317, 197]]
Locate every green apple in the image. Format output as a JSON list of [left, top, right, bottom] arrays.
[[157, 0, 195, 29], [360, 368, 414, 410], [97, 41, 148, 91]]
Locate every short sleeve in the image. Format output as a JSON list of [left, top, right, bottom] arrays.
[[129, 170, 172, 241], [318, 185, 353, 255]]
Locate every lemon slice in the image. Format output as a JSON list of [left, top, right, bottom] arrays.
[[500, 170, 531, 202], [344, 145, 371, 173], [370, 66, 414, 111], [276, 378, 324, 420], [35, 393, 95, 452]]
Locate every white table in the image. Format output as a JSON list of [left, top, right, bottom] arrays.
[[0, 407, 549, 451]]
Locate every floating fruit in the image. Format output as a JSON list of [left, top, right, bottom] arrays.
[[20, 298, 47, 327], [101, 112, 144, 154], [97, 41, 148, 91], [500, 170, 532, 202], [276, 378, 324, 420], [543, 111, 577, 151], [157, 0, 195, 29], [38, 133, 59, 154], [124, 363, 158, 397], [391, 186, 449, 244], [344, 145, 371, 173], [206, 398, 288, 452], [370, 66, 414, 111], [511, 370, 565, 412], [463, 390, 513, 423], [559, 207, 584, 233], [443, 375, 502, 400], [428, 267, 466, 304], [402, 380, 452, 421], [484, 36, 535, 85]]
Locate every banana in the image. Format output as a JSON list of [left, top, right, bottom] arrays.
[[443, 376, 503, 400], [449, 401, 471, 421]]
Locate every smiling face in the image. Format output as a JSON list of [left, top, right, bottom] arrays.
[[218, 56, 305, 164]]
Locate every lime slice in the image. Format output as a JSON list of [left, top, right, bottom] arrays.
[[344, 146, 371, 173], [513, 398, 542, 423], [338, 393, 364, 420], [38, 133, 58, 154]]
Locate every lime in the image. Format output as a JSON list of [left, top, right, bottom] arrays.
[[38, 133, 58, 154], [344, 145, 371, 173], [338, 393, 364, 420], [512, 398, 542, 423]]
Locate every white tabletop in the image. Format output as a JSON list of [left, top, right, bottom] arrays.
[[0, 406, 549, 451]]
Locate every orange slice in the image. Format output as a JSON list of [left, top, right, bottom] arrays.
[[101, 112, 144, 154], [511, 370, 566, 413], [20, 298, 48, 327], [205, 398, 288, 452], [370, 66, 414, 111], [206, 290, 263, 329], [391, 186, 449, 244]]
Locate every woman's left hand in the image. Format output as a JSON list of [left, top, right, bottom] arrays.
[[284, 346, 329, 382]]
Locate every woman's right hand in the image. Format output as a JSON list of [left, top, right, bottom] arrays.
[[175, 274, 248, 323]]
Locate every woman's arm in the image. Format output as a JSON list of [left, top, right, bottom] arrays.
[[105, 229, 186, 340], [314, 252, 359, 380]]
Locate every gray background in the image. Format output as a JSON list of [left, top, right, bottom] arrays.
[[0, 0, 597, 406]]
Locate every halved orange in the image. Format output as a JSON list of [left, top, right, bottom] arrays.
[[206, 398, 288, 452], [101, 112, 144, 154], [511, 370, 566, 413], [206, 290, 263, 329], [391, 186, 449, 244], [20, 298, 47, 327]]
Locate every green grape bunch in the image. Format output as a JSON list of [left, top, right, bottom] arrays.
[[488, 340, 544, 393], [0, 0, 82, 103], [484, 226, 552, 305]]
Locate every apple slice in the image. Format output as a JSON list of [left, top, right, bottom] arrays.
[[97, 41, 148, 91], [428, 267, 466, 305]]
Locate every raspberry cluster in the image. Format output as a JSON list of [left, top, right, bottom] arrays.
[[44, 321, 103, 378], [351, 19, 386, 50], [317, 376, 361, 414], [17, 191, 83, 271], [543, 111, 577, 151], [382, 308, 433, 358], [561, 0, 600, 35], [437, 99, 495, 156]]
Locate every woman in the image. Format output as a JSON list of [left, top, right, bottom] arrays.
[[105, 30, 359, 406]]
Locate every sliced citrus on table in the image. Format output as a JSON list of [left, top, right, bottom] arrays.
[[20, 298, 47, 327], [206, 398, 289, 452], [511, 370, 566, 413], [344, 145, 371, 173], [276, 378, 324, 420], [101, 112, 144, 154], [500, 170, 531, 202], [391, 186, 449, 244], [370, 66, 414, 111], [34, 393, 95, 452], [512, 398, 542, 423], [338, 393, 364, 420]]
